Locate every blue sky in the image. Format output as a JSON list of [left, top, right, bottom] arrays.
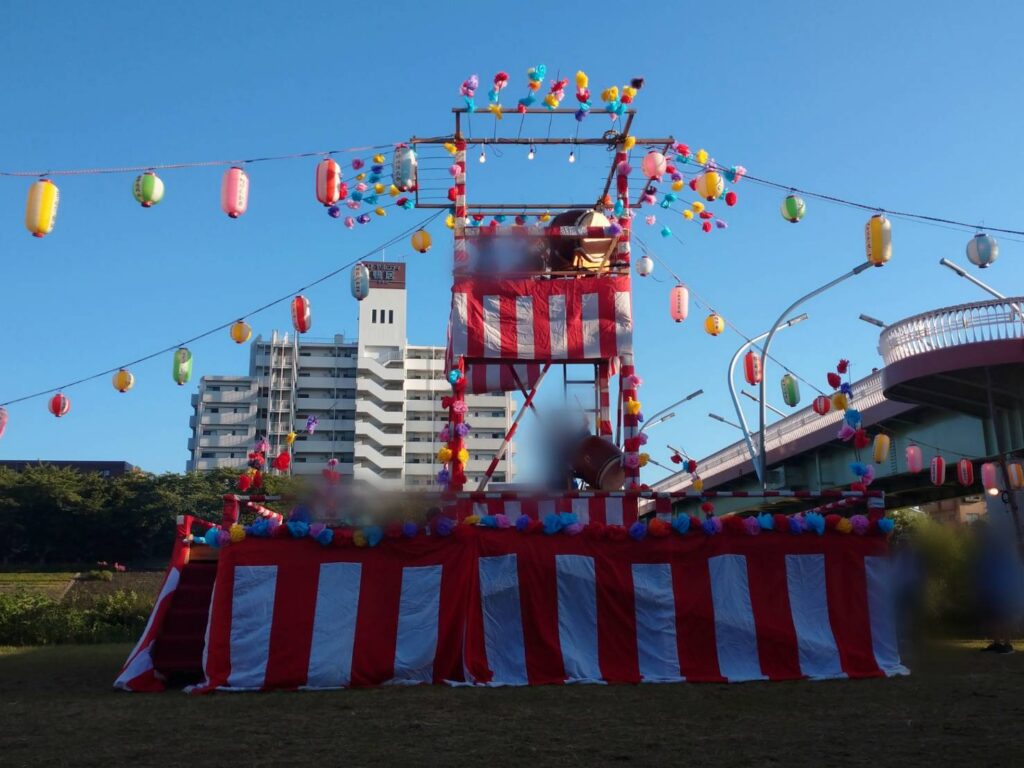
[[1, 2, 1021, 476]]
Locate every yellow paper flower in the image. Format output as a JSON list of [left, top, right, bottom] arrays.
[[353, 529, 367, 547], [437, 447, 453, 463], [695, 148, 709, 165], [836, 517, 853, 534], [683, 210, 694, 220], [691, 201, 705, 213], [463, 515, 481, 526], [372, 153, 385, 164], [389, 184, 400, 197], [601, 86, 619, 102], [638, 452, 650, 467], [356, 172, 366, 181], [285, 431, 297, 446], [671, 180, 684, 192], [692, 476, 704, 493], [457, 448, 469, 464], [373, 182, 385, 194], [626, 398, 642, 416], [374, 207, 386, 217], [445, 214, 455, 229], [444, 142, 457, 155], [623, 135, 636, 151], [229, 523, 246, 543], [831, 392, 849, 411], [539, 212, 552, 222], [488, 103, 503, 119], [622, 86, 637, 101], [575, 71, 588, 89]]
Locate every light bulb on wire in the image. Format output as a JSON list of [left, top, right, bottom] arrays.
[[568, 150, 576, 164], [478, 148, 486, 164], [527, 144, 535, 160]]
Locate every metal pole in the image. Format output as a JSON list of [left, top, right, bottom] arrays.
[[938, 258, 1023, 322], [728, 315, 807, 483], [742, 389, 785, 416], [640, 389, 703, 434], [758, 263, 873, 491]]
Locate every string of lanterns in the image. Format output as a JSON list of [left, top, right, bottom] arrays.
[[1, 213, 443, 424]]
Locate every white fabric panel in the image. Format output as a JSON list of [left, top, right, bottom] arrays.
[[581, 292, 601, 359], [556, 555, 602, 682], [864, 556, 909, 676], [614, 291, 632, 354], [632, 563, 683, 681], [786, 554, 845, 679], [572, 497, 590, 524], [392, 565, 443, 683], [708, 555, 767, 681], [227, 565, 279, 689], [515, 296, 534, 358], [451, 292, 468, 358], [479, 554, 529, 685], [604, 497, 623, 526], [483, 295, 502, 358], [538, 499, 556, 520], [306, 562, 362, 688], [503, 500, 521, 520], [117, 566, 181, 684], [549, 294, 567, 359]]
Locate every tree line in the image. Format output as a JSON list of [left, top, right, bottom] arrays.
[[0, 465, 299, 566]]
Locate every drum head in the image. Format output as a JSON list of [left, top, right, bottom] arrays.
[[549, 209, 614, 272]]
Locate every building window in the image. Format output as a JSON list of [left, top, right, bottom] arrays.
[[372, 309, 377, 323], [388, 310, 394, 324]]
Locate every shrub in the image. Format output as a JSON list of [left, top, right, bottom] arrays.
[[0, 589, 153, 645], [81, 570, 114, 582]]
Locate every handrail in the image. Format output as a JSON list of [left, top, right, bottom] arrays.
[[880, 296, 1024, 365]]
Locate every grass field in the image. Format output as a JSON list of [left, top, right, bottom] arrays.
[[0, 572, 77, 599], [1, 642, 1021, 767]]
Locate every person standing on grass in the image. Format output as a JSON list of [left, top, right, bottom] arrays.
[[974, 520, 1022, 654]]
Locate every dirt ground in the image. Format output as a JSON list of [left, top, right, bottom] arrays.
[[0, 641, 1021, 768]]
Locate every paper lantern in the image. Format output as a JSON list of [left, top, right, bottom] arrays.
[[351, 263, 370, 301], [635, 255, 654, 276], [112, 368, 135, 393], [812, 395, 831, 415], [743, 351, 763, 386], [670, 284, 689, 322], [172, 347, 193, 386], [704, 312, 725, 336], [641, 151, 667, 179], [780, 194, 805, 223], [221, 166, 249, 218], [0, 406, 8, 439], [48, 393, 70, 418], [1008, 462, 1024, 490], [930, 456, 945, 486], [411, 229, 432, 253], [291, 295, 312, 333], [230, 320, 252, 344], [865, 214, 892, 266], [131, 171, 165, 208], [393, 145, 418, 191], [315, 158, 343, 207], [905, 444, 923, 473], [780, 374, 800, 407], [25, 179, 59, 237], [695, 171, 724, 201], [966, 233, 998, 269], [872, 433, 891, 463], [981, 462, 1000, 494], [957, 458, 974, 486]]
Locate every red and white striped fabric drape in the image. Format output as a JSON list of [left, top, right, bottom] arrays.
[[183, 529, 905, 692], [453, 140, 468, 263], [114, 516, 195, 691]]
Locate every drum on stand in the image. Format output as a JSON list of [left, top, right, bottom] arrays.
[[549, 209, 615, 273], [571, 435, 625, 491]]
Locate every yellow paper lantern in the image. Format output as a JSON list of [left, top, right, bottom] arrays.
[[872, 434, 891, 464], [695, 171, 724, 201], [25, 179, 60, 238], [230, 320, 252, 344], [411, 229, 432, 253], [112, 368, 135, 393], [704, 312, 725, 336], [865, 214, 892, 266]]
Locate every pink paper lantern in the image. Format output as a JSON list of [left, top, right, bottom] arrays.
[[670, 284, 689, 323], [641, 151, 667, 179], [905, 444, 923, 473], [315, 158, 343, 206], [981, 462, 1000, 494], [221, 166, 249, 218], [930, 455, 945, 486]]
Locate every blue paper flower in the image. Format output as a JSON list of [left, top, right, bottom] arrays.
[[515, 514, 532, 532], [364, 525, 383, 547], [435, 517, 456, 537], [758, 512, 775, 530], [480, 515, 498, 528], [286, 521, 310, 539], [701, 518, 718, 535], [788, 516, 804, 534], [204, 527, 221, 547], [878, 518, 895, 534], [671, 515, 691, 535], [402, 521, 419, 538], [804, 512, 825, 536], [558, 511, 579, 529], [542, 513, 563, 535], [315, 528, 334, 546], [844, 409, 862, 428], [628, 521, 647, 541]]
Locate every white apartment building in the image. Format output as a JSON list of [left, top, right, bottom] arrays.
[[186, 262, 515, 487]]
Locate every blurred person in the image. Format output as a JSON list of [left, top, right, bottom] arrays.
[[973, 520, 1023, 654]]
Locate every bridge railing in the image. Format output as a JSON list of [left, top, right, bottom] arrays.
[[879, 296, 1024, 365], [657, 372, 888, 491]]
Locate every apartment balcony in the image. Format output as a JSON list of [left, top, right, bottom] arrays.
[[357, 355, 406, 382], [353, 444, 405, 472], [355, 399, 405, 426], [200, 412, 255, 426], [195, 434, 251, 449], [201, 389, 255, 404], [296, 375, 356, 390], [294, 397, 355, 411], [192, 457, 248, 470]]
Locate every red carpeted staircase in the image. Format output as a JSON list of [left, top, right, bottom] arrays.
[[150, 558, 217, 686]]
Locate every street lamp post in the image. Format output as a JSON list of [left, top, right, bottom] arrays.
[[640, 389, 703, 434], [939, 258, 1023, 321], [757, 262, 874, 491], [727, 315, 808, 483], [741, 389, 784, 416]]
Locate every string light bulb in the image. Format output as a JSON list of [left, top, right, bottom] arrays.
[[568, 150, 576, 164], [527, 144, 535, 160], [478, 148, 486, 164]]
